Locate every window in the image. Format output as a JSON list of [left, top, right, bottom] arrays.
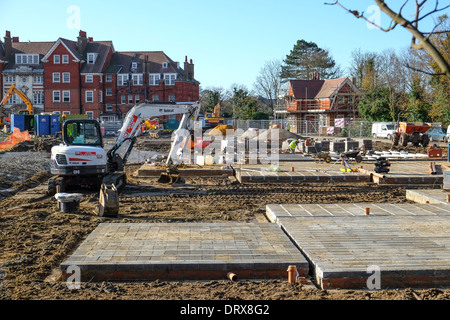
[[132, 62, 138, 69], [169, 94, 176, 102], [135, 95, 140, 104], [99, 91, 103, 103], [63, 111, 71, 116], [162, 62, 168, 68], [87, 53, 97, 64], [53, 91, 61, 102], [62, 72, 70, 83], [54, 55, 60, 64], [5, 76, 15, 84], [132, 74, 143, 86], [106, 88, 113, 96], [86, 111, 94, 120], [6, 93, 16, 104], [118, 74, 128, 86], [33, 91, 44, 104], [149, 74, 160, 86], [63, 91, 71, 103], [53, 72, 60, 83], [106, 74, 112, 82], [121, 95, 126, 104], [62, 55, 69, 64], [128, 95, 133, 104], [16, 54, 39, 65], [106, 104, 113, 112], [33, 75, 43, 84], [86, 91, 94, 103], [85, 75, 93, 83], [152, 94, 159, 102], [164, 74, 176, 85]]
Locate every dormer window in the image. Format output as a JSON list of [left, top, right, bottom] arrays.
[[162, 62, 168, 68], [16, 54, 40, 65], [87, 53, 97, 64], [132, 62, 138, 69]]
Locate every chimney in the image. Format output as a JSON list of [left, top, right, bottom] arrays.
[[4, 30, 12, 59], [184, 56, 194, 81], [12, 36, 19, 43], [77, 30, 88, 54], [88, 37, 93, 42]]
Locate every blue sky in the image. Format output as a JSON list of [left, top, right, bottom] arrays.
[[1, 0, 447, 91]]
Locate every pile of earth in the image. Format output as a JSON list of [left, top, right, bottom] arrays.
[[8, 136, 62, 153]]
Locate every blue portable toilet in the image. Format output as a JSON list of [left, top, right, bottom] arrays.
[[50, 114, 61, 136], [11, 114, 25, 132], [36, 114, 50, 136]]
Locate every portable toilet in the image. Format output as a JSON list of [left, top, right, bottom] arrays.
[[50, 114, 61, 135], [36, 114, 51, 136], [11, 114, 33, 132]]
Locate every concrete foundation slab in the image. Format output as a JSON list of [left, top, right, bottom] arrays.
[[266, 203, 450, 289], [406, 189, 450, 205], [60, 222, 308, 282]]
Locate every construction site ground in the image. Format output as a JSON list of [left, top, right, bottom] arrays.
[[1, 134, 450, 301]]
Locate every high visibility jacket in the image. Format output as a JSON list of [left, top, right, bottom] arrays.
[[289, 140, 298, 150]]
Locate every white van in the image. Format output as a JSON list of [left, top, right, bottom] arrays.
[[372, 122, 397, 139], [447, 125, 450, 142]]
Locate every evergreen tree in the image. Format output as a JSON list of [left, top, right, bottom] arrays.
[[281, 40, 337, 81]]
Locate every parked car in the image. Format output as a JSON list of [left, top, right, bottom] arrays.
[[427, 127, 448, 142]]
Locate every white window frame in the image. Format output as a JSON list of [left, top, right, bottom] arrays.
[[99, 91, 103, 103], [33, 75, 43, 84], [62, 54, 69, 64], [152, 94, 159, 102], [106, 88, 113, 96], [86, 111, 94, 119], [85, 75, 93, 83], [54, 55, 60, 64], [53, 72, 60, 83], [118, 74, 128, 86], [162, 62, 168, 68], [132, 74, 143, 86], [15, 54, 39, 65], [106, 103, 113, 112], [5, 75, 15, 84], [62, 72, 70, 83], [62, 91, 71, 103], [169, 94, 176, 102], [85, 91, 94, 103], [132, 62, 138, 69], [121, 95, 126, 104], [164, 73, 176, 85], [106, 74, 113, 82], [33, 91, 44, 104], [128, 95, 133, 104], [87, 53, 97, 64], [53, 91, 61, 102], [135, 95, 140, 104], [149, 74, 160, 86]]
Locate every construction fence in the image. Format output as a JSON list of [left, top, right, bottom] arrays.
[[225, 118, 374, 139]]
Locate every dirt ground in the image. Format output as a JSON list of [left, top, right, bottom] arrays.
[[1, 135, 450, 301]]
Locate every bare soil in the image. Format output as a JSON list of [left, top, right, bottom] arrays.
[[1, 135, 450, 301]]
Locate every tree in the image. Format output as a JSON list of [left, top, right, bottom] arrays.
[[199, 86, 228, 114], [230, 86, 263, 120], [280, 40, 338, 81], [253, 59, 285, 117], [358, 87, 395, 121], [327, 0, 450, 78]]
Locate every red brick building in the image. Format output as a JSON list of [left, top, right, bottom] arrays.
[[283, 77, 360, 134], [1, 30, 199, 121]]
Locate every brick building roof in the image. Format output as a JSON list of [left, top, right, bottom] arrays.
[[289, 77, 351, 100]]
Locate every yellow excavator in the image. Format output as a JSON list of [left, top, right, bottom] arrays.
[[0, 84, 35, 127]]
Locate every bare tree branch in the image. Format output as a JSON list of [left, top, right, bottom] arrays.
[[327, 0, 450, 78]]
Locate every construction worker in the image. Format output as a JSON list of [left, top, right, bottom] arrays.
[[289, 139, 300, 153]]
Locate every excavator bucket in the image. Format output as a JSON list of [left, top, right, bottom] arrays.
[[157, 172, 185, 184], [157, 164, 185, 184], [96, 183, 119, 217]]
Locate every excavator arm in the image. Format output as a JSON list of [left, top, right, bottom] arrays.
[[106, 102, 200, 172]]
